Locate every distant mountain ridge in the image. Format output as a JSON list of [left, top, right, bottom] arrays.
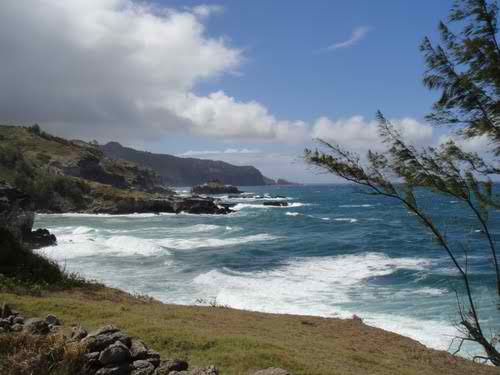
[[100, 142, 267, 186]]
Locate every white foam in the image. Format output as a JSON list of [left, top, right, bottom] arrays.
[[158, 234, 280, 250], [233, 202, 308, 211], [194, 253, 431, 308], [334, 218, 358, 223], [285, 212, 301, 217], [192, 253, 460, 350], [38, 234, 172, 259]]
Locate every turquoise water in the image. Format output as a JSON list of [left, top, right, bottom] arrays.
[[35, 184, 499, 356]]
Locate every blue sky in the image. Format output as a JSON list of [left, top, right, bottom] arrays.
[[1, 1, 479, 183]]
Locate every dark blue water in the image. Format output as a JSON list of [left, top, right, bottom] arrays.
[[35, 184, 500, 357]]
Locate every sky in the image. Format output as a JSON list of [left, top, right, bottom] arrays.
[[0, 1, 491, 183]]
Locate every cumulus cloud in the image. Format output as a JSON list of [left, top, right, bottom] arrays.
[[323, 26, 371, 51], [167, 91, 310, 143], [0, 0, 307, 143], [311, 115, 434, 153]]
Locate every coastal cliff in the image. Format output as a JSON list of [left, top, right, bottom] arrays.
[[0, 125, 231, 215], [100, 141, 267, 186]]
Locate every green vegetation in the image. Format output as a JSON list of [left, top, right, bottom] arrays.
[[0, 288, 496, 375], [305, 0, 500, 365]]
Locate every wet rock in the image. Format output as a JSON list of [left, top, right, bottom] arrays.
[[131, 360, 155, 375], [262, 201, 288, 207], [130, 339, 149, 360], [24, 228, 57, 249], [99, 341, 131, 365], [0, 319, 11, 330], [155, 359, 189, 374], [13, 316, 24, 325], [24, 318, 50, 335], [252, 368, 290, 375]]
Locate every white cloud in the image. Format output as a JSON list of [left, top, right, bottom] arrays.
[[167, 91, 310, 143], [0, 0, 308, 144], [323, 26, 371, 51], [179, 148, 261, 156], [311, 115, 434, 153], [438, 134, 494, 154], [190, 5, 224, 18]]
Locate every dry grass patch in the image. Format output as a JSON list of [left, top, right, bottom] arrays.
[[0, 331, 86, 375]]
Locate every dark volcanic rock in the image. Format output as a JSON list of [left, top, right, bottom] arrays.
[[0, 182, 34, 241], [262, 201, 288, 207], [99, 341, 131, 365], [82, 327, 131, 352], [89, 196, 231, 215], [24, 228, 57, 249], [155, 359, 189, 374], [0, 182, 57, 247], [191, 180, 242, 195], [131, 360, 155, 375], [129, 339, 149, 360]]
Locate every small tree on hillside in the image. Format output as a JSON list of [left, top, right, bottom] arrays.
[[305, 0, 500, 364]]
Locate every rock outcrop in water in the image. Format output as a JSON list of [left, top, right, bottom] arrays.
[[88, 195, 232, 215], [191, 180, 242, 195]]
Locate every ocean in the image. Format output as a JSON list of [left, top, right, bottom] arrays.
[[35, 184, 499, 358]]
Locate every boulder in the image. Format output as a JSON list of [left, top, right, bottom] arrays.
[[24, 318, 50, 335], [96, 363, 132, 375], [252, 368, 290, 375], [155, 359, 188, 374], [129, 339, 149, 360], [131, 360, 155, 375], [83, 327, 131, 352], [13, 316, 24, 325], [99, 341, 131, 365]]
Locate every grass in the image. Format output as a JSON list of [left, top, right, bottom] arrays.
[[0, 331, 86, 375], [0, 287, 497, 375]]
